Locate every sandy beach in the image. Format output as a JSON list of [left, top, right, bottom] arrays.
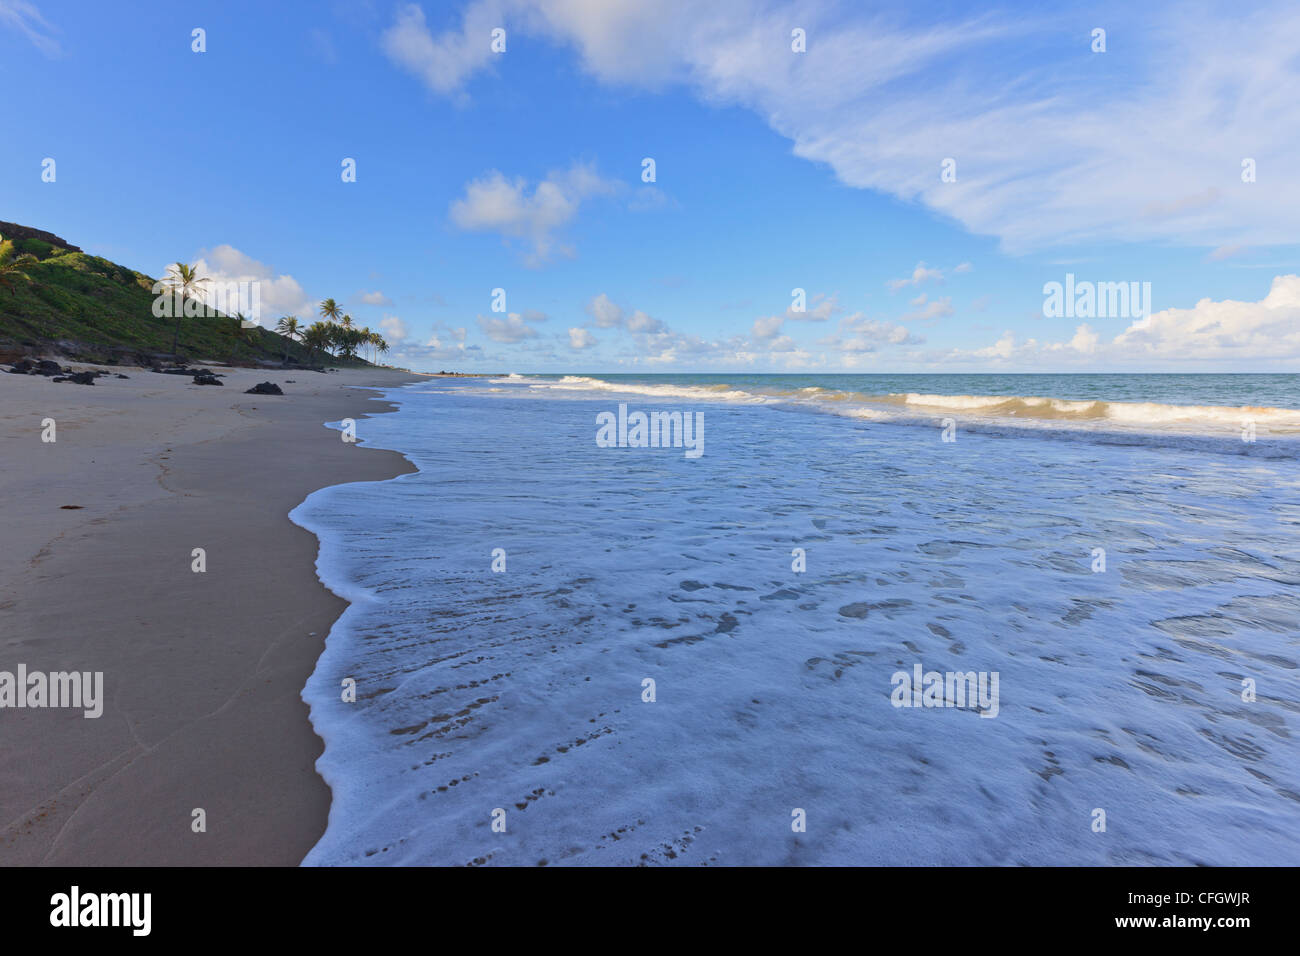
[[0, 363, 422, 865]]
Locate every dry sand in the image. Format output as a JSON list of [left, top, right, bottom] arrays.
[[0, 363, 424, 865]]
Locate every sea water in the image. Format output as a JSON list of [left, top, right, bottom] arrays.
[[292, 374, 1300, 865]]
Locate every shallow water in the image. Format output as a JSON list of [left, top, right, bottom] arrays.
[[293, 378, 1300, 865]]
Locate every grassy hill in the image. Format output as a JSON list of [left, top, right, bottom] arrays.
[[0, 224, 358, 367]]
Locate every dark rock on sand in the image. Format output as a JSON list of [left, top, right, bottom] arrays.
[[52, 371, 96, 385], [245, 382, 283, 395], [193, 373, 223, 386]]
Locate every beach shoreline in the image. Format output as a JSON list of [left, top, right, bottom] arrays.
[[0, 363, 423, 865]]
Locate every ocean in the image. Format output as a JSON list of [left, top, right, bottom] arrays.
[[290, 373, 1300, 865]]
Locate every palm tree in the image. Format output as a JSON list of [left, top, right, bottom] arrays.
[[327, 322, 359, 360], [339, 313, 354, 329], [0, 236, 38, 297], [275, 315, 301, 362], [319, 298, 341, 324], [161, 262, 209, 356], [343, 325, 362, 360], [302, 321, 331, 366]]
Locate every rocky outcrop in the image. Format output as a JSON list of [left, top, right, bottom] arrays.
[[8, 359, 68, 376], [0, 221, 82, 253], [244, 382, 283, 395]]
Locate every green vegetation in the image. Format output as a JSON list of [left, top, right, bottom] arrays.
[[0, 227, 390, 368], [0, 238, 39, 297]]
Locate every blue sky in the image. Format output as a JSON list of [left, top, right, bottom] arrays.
[[3, 0, 1298, 372]]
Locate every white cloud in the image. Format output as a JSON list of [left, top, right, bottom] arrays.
[[887, 263, 972, 291], [391, 322, 474, 367], [820, 312, 922, 352], [586, 292, 623, 327], [359, 290, 393, 306], [752, 314, 784, 339], [583, 294, 664, 332], [1111, 274, 1300, 360], [185, 245, 315, 327], [568, 327, 597, 349], [381, 2, 501, 96], [477, 312, 540, 343], [379, 315, 410, 342], [887, 263, 945, 291], [449, 162, 618, 265], [1068, 324, 1099, 354], [946, 275, 1300, 366], [625, 309, 664, 333]]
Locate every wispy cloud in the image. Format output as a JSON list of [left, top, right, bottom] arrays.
[[786, 292, 840, 321], [389, 1, 1300, 252], [900, 293, 954, 321], [887, 262, 945, 291], [0, 0, 60, 56]]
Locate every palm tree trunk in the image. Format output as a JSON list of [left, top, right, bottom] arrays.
[[170, 291, 185, 357]]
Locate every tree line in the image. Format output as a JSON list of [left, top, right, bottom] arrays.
[[158, 262, 390, 365]]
